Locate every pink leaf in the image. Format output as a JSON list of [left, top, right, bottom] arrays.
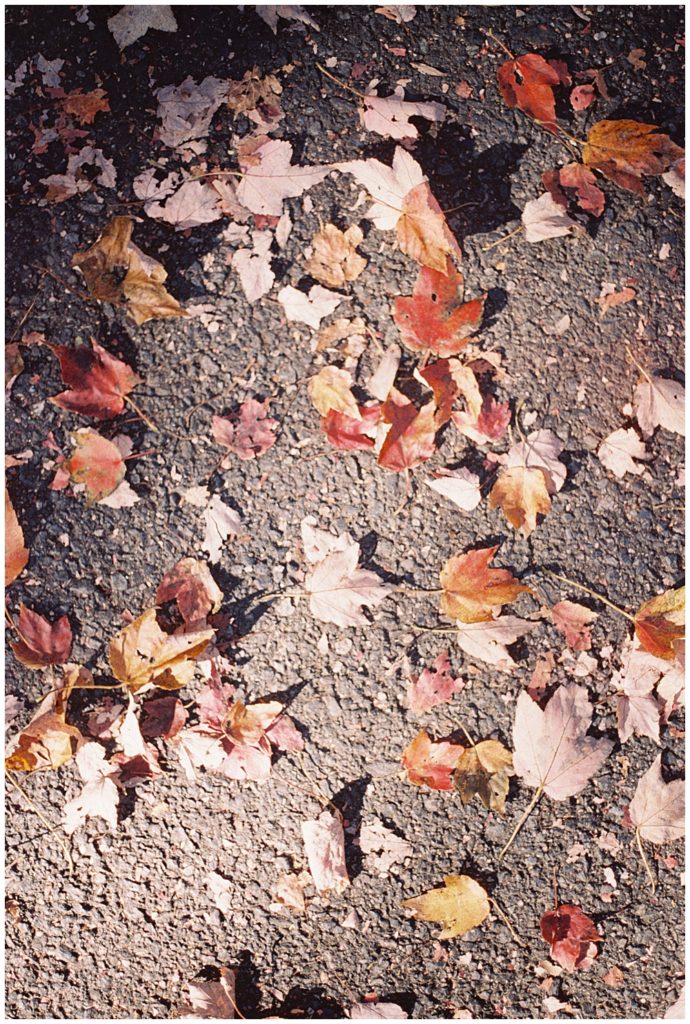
[[302, 809, 350, 894], [407, 651, 464, 715]]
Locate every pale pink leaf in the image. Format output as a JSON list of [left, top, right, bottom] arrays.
[[617, 694, 661, 744], [237, 138, 328, 216], [425, 467, 482, 511], [625, 755, 685, 844], [598, 427, 648, 478], [367, 344, 402, 402], [358, 820, 413, 876], [202, 495, 242, 563], [302, 809, 350, 894], [108, 5, 178, 49], [350, 1002, 408, 1019], [522, 193, 576, 242], [277, 284, 343, 329], [336, 147, 426, 230], [256, 5, 320, 33], [362, 86, 445, 140], [61, 742, 121, 834], [304, 538, 393, 627], [206, 871, 233, 915], [155, 75, 227, 149], [633, 376, 685, 438], [212, 399, 278, 461], [551, 600, 597, 651], [500, 429, 567, 492], [454, 616, 536, 671], [407, 650, 464, 715], [232, 230, 275, 302]]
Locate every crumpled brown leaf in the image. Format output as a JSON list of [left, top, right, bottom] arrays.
[[304, 223, 367, 288], [108, 608, 214, 693]]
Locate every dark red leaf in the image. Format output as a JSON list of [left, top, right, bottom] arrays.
[[10, 604, 73, 669], [48, 338, 141, 420], [540, 904, 601, 972], [497, 53, 560, 133]]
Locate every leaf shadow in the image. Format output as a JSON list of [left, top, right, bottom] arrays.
[[331, 774, 372, 881]]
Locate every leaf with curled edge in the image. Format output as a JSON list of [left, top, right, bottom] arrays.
[[582, 119, 684, 195], [377, 389, 438, 472], [322, 404, 381, 451], [302, 809, 350, 895], [402, 728, 463, 790], [439, 545, 530, 624], [402, 874, 490, 940], [47, 337, 142, 420], [634, 586, 685, 661], [108, 607, 214, 693], [624, 754, 685, 845], [304, 536, 393, 627], [407, 650, 464, 716], [10, 603, 73, 669], [497, 53, 561, 133], [540, 904, 601, 973]]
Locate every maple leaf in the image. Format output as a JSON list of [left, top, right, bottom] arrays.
[[47, 338, 141, 420], [5, 487, 28, 585], [582, 120, 684, 195], [212, 398, 278, 461], [302, 522, 392, 627], [540, 904, 601, 973], [5, 669, 83, 772], [256, 5, 320, 33], [41, 145, 117, 203], [393, 259, 484, 357], [144, 178, 223, 231], [140, 695, 188, 740], [108, 5, 177, 49], [426, 467, 482, 512], [179, 968, 237, 1019], [488, 429, 566, 535], [440, 545, 530, 624], [201, 495, 242, 563], [407, 651, 464, 716], [453, 393, 511, 446], [375, 5, 417, 23], [156, 558, 222, 627], [232, 230, 275, 302], [544, 163, 606, 217], [108, 608, 214, 693], [522, 192, 577, 242], [308, 365, 361, 419], [236, 137, 329, 216], [401, 728, 463, 790], [455, 616, 535, 670], [497, 53, 560, 133], [302, 809, 350, 894], [617, 692, 661, 745], [226, 66, 283, 117], [362, 85, 446, 140], [402, 874, 490, 940], [551, 601, 597, 651], [59, 87, 110, 125], [512, 685, 613, 800], [634, 586, 685, 661], [304, 224, 367, 288], [62, 741, 121, 835], [359, 820, 413, 876], [72, 216, 187, 324], [58, 428, 128, 504], [377, 390, 438, 472], [154, 74, 228, 148], [597, 427, 648, 478], [624, 755, 685, 847], [322, 404, 381, 451], [10, 603, 72, 669], [453, 739, 514, 814], [277, 283, 343, 328], [633, 374, 685, 438], [337, 147, 462, 271]]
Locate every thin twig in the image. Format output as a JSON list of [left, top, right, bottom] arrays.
[[485, 28, 514, 60], [498, 786, 543, 861], [635, 828, 656, 894], [9, 276, 46, 343], [316, 61, 368, 100], [123, 394, 159, 433], [490, 897, 528, 947], [5, 770, 74, 873], [539, 568, 636, 623], [482, 224, 523, 252]]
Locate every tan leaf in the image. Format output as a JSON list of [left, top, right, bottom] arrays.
[[625, 754, 684, 844], [453, 739, 514, 813], [551, 600, 598, 651], [488, 466, 551, 536], [108, 608, 213, 693], [583, 119, 684, 194], [633, 375, 685, 438], [439, 545, 530, 623], [597, 427, 648, 478], [308, 365, 361, 419], [305, 223, 367, 287], [397, 181, 463, 272], [5, 487, 28, 586], [402, 874, 490, 939]]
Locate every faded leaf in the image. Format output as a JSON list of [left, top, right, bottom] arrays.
[[551, 601, 597, 651], [523, 192, 577, 243], [62, 429, 127, 503], [48, 338, 141, 420], [402, 874, 490, 940], [179, 968, 237, 1019], [226, 66, 282, 117], [108, 5, 177, 49], [635, 586, 685, 661], [212, 399, 278, 461], [232, 230, 275, 302], [351, 1002, 408, 1019], [407, 650, 464, 716], [155, 75, 228, 149], [60, 87, 110, 125], [302, 809, 350, 894], [662, 157, 685, 199], [10, 603, 72, 669], [549, 162, 605, 217], [140, 695, 187, 740], [256, 5, 320, 33], [202, 495, 242, 563], [453, 739, 514, 814], [146, 178, 222, 231], [270, 871, 308, 915], [308, 366, 361, 419], [368, 345, 402, 402], [374, 5, 417, 23], [359, 820, 413, 876], [625, 755, 685, 845], [426, 467, 482, 512], [583, 119, 684, 195], [305, 224, 367, 288], [156, 558, 222, 626], [41, 145, 116, 203], [633, 375, 684, 438], [323, 404, 380, 451], [512, 685, 613, 800], [393, 259, 484, 357], [598, 427, 648, 478], [62, 741, 121, 835], [5, 487, 29, 586], [617, 693, 661, 745], [455, 616, 535, 670], [540, 904, 601, 972], [362, 85, 445, 141], [402, 728, 463, 790], [498, 53, 560, 132], [598, 285, 636, 316], [108, 608, 213, 693], [207, 871, 233, 915], [237, 137, 328, 216], [440, 545, 530, 624], [488, 466, 551, 536], [303, 528, 392, 628], [278, 284, 343, 329], [6, 672, 82, 772]]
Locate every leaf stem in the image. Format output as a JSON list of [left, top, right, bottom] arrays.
[[316, 62, 368, 101], [625, 345, 652, 385], [485, 28, 514, 60], [482, 224, 523, 251], [635, 827, 656, 894], [539, 568, 636, 623], [490, 896, 527, 947], [5, 769, 74, 873], [123, 394, 159, 433], [498, 785, 543, 861]]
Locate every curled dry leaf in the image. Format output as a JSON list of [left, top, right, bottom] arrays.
[[497, 53, 560, 132], [41, 145, 117, 203], [72, 216, 187, 324], [489, 429, 566, 536], [108, 608, 214, 693], [377, 390, 438, 472], [226, 65, 282, 117], [570, 84, 595, 111], [634, 586, 685, 661], [212, 398, 278, 461], [455, 616, 535, 671], [5, 487, 29, 586], [202, 495, 242, 564], [540, 904, 601, 972], [47, 337, 141, 420], [10, 603, 73, 669], [362, 85, 445, 141], [624, 755, 685, 845], [302, 809, 350, 894], [59, 87, 110, 124], [393, 258, 484, 357], [154, 74, 227, 148], [402, 874, 490, 940], [407, 650, 464, 716], [402, 728, 463, 790], [512, 685, 613, 800], [440, 545, 530, 624], [308, 365, 361, 419], [582, 119, 684, 195], [5, 668, 83, 772], [551, 600, 597, 651], [156, 557, 222, 626], [633, 374, 685, 438], [543, 163, 605, 217], [270, 870, 309, 915], [231, 230, 274, 302], [453, 739, 514, 814], [178, 967, 237, 1019], [323, 404, 381, 451], [304, 224, 367, 288], [597, 427, 648, 478], [256, 5, 320, 33]]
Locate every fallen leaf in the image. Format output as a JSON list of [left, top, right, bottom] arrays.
[[226, 66, 283, 117], [232, 230, 275, 302], [270, 871, 308, 914], [570, 84, 595, 111], [633, 374, 685, 438], [377, 390, 438, 472], [62, 741, 121, 834], [359, 820, 413, 876], [528, 652, 555, 701], [108, 4, 178, 49], [522, 193, 577, 242], [5, 487, 28, 586], [59, 87, 110, 125], [375, 5, 417, 23], [597, 427, 648, 478], [488, 466, 551, 536], [351, 1002, 408, 1019], [302, 524, 392, 627], [308, 366, 361, 419], [551, 601, 597, 651], [212, 399, 278, 461], [664, 986, 685, 1020], [393, 259, 484, 356], [237, 136, 329, 216], [61, 428, 127, 503], [302, 810, 350, 894], [72, 216, 187, 324], [140, 695, 188, 740], [145, 178, 223, 231], [47, 338, 141, 420], [512, 685, 613, 800], [322, 404, 381, 451], [154, 75, 228, 149], [497, 53, 560, 132], [407, 650, 464, 715], [41, 145, 116, 203], [156, 558, 222, 626], [617, 692, 661, 745], [5, 671, 82, 772], [540, 904, 601, 972], [402, 875, 490, 939], [662, 157, 685, 199], [402, 728, 463, 790], [598, 286, 636, 316], [362, 85, 445, 141], [202, 495, 242, 563], [454, 739, 514, 814], [625, 755, 685, 849], [426, 467, 482, 512], [178, 968, 237, 1019], [410, 61, 445, 76], [453, 394, 511, 445], [108, 608, 213, 693], [439, 546, 530, 624], [603, 966, 625, 989], [277, 284, 343, 328], [455, 616, 535, 670], [368, 345, 402, 402], [207, 871, 233, 915], [635, 586, 685, 661], [256, 5, 320, 33], [10, 604, 72, 669], [304, 223, 367, 288], [552, 162, 605, 216], [582, 119, 684, 195]]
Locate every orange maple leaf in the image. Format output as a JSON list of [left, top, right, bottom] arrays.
[[582, 120, 684, 195], [440, 546, 531, 623]]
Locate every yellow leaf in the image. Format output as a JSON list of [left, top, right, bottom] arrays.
[[582, 119, 683, 195], [453, 739, 514, 813], [108, 608, 213, 693], [308, 365, 361, 419], [402, 874, 490, 939], [488, 466, 551, 536]]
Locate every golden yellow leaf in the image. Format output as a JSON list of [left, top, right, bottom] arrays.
[[488, 466, 551, 536], [308, 365, 361, 419], [439, 546, 530, 624], [304, 224, 367, 288], [453, 739, 514, 813], [582, 119, 683, 195], [108, 608, 213, 693], [402, 874, 490, 939]]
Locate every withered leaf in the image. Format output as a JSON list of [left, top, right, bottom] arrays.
[[453, 739, 514, 813], [5, 487, 28, 586], [440, 545, 530, 624], [540, 904, 601, 972], [497, 53, 560, 133], [10, 603, 73, 669], [48, 337, 142, 420], [402, 728, 463, 790], [393, 258, 484, 357], [583, 119, 684, 195], [634, 586, 685, 661], [108, 608, 214, 693], [304, 224, 367, 288]]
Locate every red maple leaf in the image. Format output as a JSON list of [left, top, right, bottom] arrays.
[[402, 728, 463, 790], [497, 53, 561, 133], [540, 904, 601, 972], [322, 404, 381, 451], [10, 604, 73, 669], [393, 258, 485, 357], [48, 338, 141, 419], [377, 390, 438, 472]]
